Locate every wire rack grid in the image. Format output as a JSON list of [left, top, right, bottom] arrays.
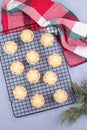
[[0, 23, 75, 117]]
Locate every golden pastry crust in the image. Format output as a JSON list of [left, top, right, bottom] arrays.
[[53, 89, 68, 103], [48, 53, 62, 67], [3, 41, 18, 55], [20, 29, 34, 43], [26, 50, 40, 64], [43, 71, 57, 86], [13, 86, 27, 100], [10, 61, 24, 75], [31, 94, 45, 108], [27, 69, 40, 84], [40, 33, 54, 47]]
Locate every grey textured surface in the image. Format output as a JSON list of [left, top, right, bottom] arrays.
[[0, 0, 87, 130]]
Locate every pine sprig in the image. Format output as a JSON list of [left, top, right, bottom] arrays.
[[61, 82, 87, 125], [69, 82, 87, 103], [61, 107, 87, 125]]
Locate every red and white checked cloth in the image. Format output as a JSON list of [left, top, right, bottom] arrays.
[[2, 0, 87, 67]]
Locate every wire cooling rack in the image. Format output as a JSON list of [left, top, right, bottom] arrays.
[[0, 23, 75, 118]]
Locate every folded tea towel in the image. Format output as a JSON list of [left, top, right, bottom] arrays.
[[2, 0, 87, 66]]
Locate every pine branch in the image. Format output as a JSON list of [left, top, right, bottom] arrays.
[[60, 81, 87, 125], [69, 82, 85, 95], [61, 107, 87, 125], [69, 82, 87, 103]]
